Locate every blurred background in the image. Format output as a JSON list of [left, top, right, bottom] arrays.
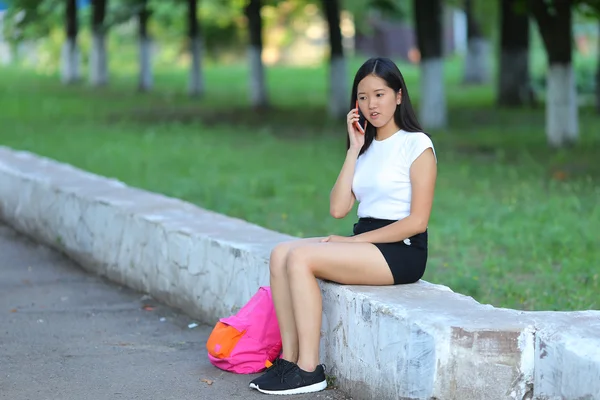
[[0, 0, 598, 312]]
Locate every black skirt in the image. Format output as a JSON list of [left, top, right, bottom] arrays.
[[352, 217, 428, 285]]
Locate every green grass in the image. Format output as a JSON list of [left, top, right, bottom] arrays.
[[0, 56, 598, 311]]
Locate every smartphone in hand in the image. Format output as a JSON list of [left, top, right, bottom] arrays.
[[353, 100, 367, 134]]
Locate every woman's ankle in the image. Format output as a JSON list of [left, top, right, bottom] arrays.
[[280, 353, 298, 364], [296, 360, 318, 373]]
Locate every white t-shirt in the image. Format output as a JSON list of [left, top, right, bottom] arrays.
[[352, 129, 436, 221]]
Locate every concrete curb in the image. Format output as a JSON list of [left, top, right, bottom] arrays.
[[1, 146, 599, 400]]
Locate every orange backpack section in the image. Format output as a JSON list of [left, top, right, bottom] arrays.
[[206, 322, 246, 359]]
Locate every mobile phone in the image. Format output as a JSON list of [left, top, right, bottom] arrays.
[[353, 100, 367, 134]]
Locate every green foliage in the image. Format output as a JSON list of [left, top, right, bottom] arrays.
[[471, 0, 499, 37], [199, 0, 247, 59], [519, 0, 600, 18], [145, 0, 186, 40], [107, 0, 149, 27], [344, 0, 411, 33], [2, 0, 62, 43], [443, 0, 499, 38], [572, 0, 600, 17], [445, 0, 600, 40]]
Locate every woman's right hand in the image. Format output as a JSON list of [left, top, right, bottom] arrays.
[[347, 108, 366, 151]]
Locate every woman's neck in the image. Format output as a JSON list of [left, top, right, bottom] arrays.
[[375, 122, 401, 141]]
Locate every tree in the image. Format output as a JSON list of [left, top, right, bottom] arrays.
[[61, 0, 80, 84], [187, 0, 203, 97], [90, 0, 109, 87], [463, 0, 491, 84], [596, 21, 600, 113], [321, 0, 347, 119], [576, 4, 600, 113], [137, 0, 152, 91], [245, 0, 268, 109], [2, 0, 82, 80], [414, 0, 446, 129], [530, 0, 577, 147], [149, 0, 205, 97], [497, 0, 533, 106]]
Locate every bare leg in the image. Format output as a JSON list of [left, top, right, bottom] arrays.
[[269, 238, 324, 362], [286, 242, 394, 372]]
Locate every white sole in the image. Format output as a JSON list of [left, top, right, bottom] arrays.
[[257, 379, 327, 395], [249, 383, 258, 389]]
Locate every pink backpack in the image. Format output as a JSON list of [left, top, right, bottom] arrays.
[[206, 286, 282, 374]]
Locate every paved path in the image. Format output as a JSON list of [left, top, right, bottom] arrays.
[[0, 224, 351, 400]]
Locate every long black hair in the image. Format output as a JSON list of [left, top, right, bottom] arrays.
[[347, 57, 427, 155]]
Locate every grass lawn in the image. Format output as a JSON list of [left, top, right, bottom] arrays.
[[0, 56, 598, 312]]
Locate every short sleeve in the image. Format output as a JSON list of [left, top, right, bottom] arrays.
[[407, 132, 436, 166]]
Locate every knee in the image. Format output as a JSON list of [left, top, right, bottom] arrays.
[[269, 243, 290, 277], [286, 247, 312, 276]]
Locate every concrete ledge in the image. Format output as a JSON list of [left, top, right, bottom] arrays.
[[1, 146, 599, 400]]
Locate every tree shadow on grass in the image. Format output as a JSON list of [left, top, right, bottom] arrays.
[[107, 104, 344, 140], [442, 105, 600, 181], [107, 102, 600, 181]]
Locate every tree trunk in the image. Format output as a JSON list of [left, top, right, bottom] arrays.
[[322, 0, 347, 119], [498, 0, 533, 107], [138, 0, 152, 92], [0, 11, 12, 65], [531, 0, 577, 147], [61, 0, 80, 84], [90, 0, 108, 87], [187, 0, 204, 97], [596, 22, 600, 114], [245, 0, 269, 109], [463, 0, 490, 84], [414, 0, 446, 129]]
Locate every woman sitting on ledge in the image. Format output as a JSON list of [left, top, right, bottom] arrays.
[[250, 57, 437, 395]]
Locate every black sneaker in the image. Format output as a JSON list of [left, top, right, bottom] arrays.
[[249, 358, 296, 390], [256, 364, 327, 395]]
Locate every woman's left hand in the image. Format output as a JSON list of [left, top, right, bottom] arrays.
[[320, 235, 357, 243]]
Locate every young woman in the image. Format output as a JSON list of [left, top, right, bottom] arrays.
[[250, 57, 437, 395]]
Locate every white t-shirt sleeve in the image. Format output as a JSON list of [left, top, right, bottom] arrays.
[[406, 133, 437, 166]]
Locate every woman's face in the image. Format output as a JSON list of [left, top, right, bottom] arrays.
[[356, 74, 401, 129]]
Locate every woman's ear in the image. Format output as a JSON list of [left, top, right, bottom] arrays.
[[396, 89, 402, 105]]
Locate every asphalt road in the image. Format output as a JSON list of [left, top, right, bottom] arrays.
[[0, 223, 351, 400]]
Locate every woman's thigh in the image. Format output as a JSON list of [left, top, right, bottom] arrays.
[[272, 237, 327, 257], [269, 237, 328, 271], [286, 242, 394, 286]]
